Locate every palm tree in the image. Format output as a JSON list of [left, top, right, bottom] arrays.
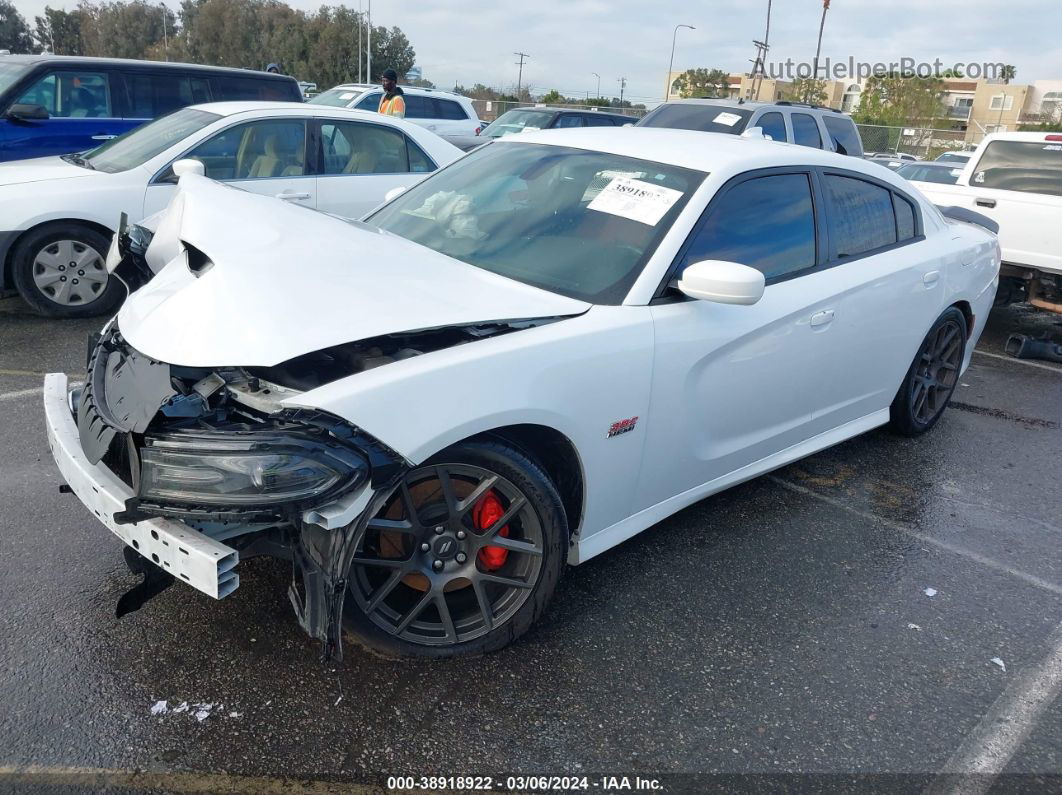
[[813, 0, 830, 87], [1001, 64, 1016, 85]]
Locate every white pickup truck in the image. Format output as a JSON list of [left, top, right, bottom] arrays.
[[915, 131, 1062, 313]]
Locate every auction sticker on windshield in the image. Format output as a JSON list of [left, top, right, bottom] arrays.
[[587, 178, 683, 226], [713, 111, 743, 126]]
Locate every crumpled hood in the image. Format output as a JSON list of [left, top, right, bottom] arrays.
[[118, 175, 590, 368], [0, 155, 100, 187]]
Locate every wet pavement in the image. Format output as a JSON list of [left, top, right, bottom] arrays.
[[1, 295, 1060, 793]]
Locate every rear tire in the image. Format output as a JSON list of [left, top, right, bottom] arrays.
[[11, 223, 123, 318], [343, 438, 567, 658], [889, 307, 967, 436]]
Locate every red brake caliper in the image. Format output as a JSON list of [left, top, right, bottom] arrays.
[[472, 491, 510, 571]]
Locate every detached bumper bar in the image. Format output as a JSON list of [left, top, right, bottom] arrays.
[[43, 373, 239, 599]]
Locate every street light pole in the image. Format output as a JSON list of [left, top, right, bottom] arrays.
[[160, 2, 168, 60], [666, 23, 695, 101], [592, 72, 600, 99], [618, 76, 627, 105]]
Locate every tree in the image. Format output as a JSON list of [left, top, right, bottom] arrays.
[[408, 78, 434, 88], [1000, 64, 1016, 85], [540, 89, 564, 104], [0, 0, 34, 53], [77, 1, 176, 61], [852, 74, 947, 128], [370, 25, 414, 82], [34, 6, 83, 54], [785, 77, 827, 105], [671, 68, 730, 99]]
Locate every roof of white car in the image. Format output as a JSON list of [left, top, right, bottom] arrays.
[[507, 127, 897, 179]]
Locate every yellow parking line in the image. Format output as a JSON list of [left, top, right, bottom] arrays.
[[0, 765, 384, 794]]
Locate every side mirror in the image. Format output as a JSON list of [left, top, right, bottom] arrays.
[[384, 186, 407, 202], [677, 260, 765, 305], [172, 158, 205, 178], [5, 103, 49, 121]]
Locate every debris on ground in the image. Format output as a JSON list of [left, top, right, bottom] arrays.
[[990, 657, 1006, 673], [924, 587, 938, 597], [907, 623, 922, 631], [150, 700, 168, 715]]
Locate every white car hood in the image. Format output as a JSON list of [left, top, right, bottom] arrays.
[[118, 175, 590, 368], [0, 155, 100, 187]]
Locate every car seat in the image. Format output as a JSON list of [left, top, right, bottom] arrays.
[[247, 135, 286, 178]]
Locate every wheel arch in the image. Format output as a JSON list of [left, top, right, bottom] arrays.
[[2, 218, 115, 294], [949, 299, 974, 339]]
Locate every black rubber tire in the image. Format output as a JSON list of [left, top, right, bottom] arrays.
[[343, 438, 568, 659], [889, 307, 968, 437], [10, 223, 123, 318]]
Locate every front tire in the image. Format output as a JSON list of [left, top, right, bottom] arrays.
[[889, 307, 967, 436], [343, 438, 567, 658], [11, 223, 123, 318]]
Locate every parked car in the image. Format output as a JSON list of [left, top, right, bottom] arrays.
[[0, 102, 461, 317], [482, 107, 633, 139], [896, 161, 964, 186], [44, 127, 999, 660], [935, 151, 972, 165], [309, 84, 482, 140], [913, 131, 1062, 312], [866, 152, 922, 170], [637, 99, 864, 157], [0, 54, 302, 162]]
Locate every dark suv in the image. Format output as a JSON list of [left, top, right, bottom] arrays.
[[637, 99, 864, 157], [0, 55, 303, 161]]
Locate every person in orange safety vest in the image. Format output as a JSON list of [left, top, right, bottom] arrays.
[[378, 69, 406, 118]]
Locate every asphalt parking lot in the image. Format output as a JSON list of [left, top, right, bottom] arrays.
[[1, 295, 1060, 794]]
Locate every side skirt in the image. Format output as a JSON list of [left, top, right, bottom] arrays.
[[571, 409, 889, 564]]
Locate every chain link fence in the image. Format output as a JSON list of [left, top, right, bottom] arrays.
[[470, 100, 647, 123], [856, 124, 974, 159]]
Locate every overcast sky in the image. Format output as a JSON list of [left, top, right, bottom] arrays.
[[13, 0, 1061, 102]]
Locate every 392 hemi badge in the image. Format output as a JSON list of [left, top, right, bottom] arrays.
[[607, 416, 638, 438]]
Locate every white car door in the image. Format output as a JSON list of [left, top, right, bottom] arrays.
[[314, 118, 437, 219], [637, 170, 840, 510], [143, 117, 316, 217], [806, 171, 950, 430]]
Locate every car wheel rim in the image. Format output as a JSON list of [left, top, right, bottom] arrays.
[[32, 239, 108, 307], [910, 319, 963, 425], [348, 463, 545, 647]]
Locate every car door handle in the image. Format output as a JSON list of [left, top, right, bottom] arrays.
[[923, 270, 941, 286], [91, 134, 116, 140], [276, 191, 311, 201], [975, 198, 996, 208], [810, 309, 835, 328]]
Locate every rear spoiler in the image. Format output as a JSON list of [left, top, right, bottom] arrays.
[[937, 205, 999, 235]]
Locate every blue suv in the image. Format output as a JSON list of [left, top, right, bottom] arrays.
[[0, 55, 303, 162]]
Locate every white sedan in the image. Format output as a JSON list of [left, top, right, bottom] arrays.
[[0, 101, 461, 317], [44, 128, 999, 659]]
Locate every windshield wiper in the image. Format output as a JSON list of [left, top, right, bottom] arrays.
[[61, 153, 95, 170]]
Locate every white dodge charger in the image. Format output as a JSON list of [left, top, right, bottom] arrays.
[[44, 128, 1000, 658]]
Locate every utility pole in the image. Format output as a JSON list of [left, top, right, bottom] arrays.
[[358, 0, 363, 82], [514, 52, 529, 100], [366, 0, 372, 83], [592, 72, 600, 99], [749, 0, 772, 101], [618, 76, 627, 105], [160, 2, 168, 60], [813, 0, 829, 83]]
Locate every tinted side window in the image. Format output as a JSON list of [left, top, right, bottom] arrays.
[[214, 76, 296, 102], [824, 174, 898, 257], [972, 140, 1062, 197], [682, 173, 817, 280], [319, 120, 410, 174], [583, 114, 615, 127], [404, 95, 433, 119], [16, 70, 113, 117], [553, 114, 586, 128], [791, 113, 822, 148], [894, 193, 916, 240], [823, 116, 862, 156], [124, 73, 211, 118], [435, 99, 467, 120], [757, 112, 787, 142]]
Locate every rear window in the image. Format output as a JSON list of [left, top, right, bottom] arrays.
[[897, 163, 961, 185], [637, 103, 751, 134], [824, 174, 898, 257], [435, 99, 467, 120], [972, 140, 1062, 197], [823, 116, 862, 156], [309, 87, 368, 107]]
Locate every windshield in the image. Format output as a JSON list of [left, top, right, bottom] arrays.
[[637, 103, 752, 134], [368, 142, 705, 304], [308, 87, 367, 107], [82, 108, 220, 173], [484, 110, 555, 139], [897, 163, 961, 184], [0, 62, 30, 97], [935, 152, 970, 163]]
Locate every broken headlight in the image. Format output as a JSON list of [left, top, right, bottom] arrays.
[[139, 427, 368, 507]]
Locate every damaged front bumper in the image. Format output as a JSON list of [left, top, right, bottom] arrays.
[[43, 373, 240, 599]]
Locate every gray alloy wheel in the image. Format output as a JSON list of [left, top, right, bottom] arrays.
[[31, 238, 109, 307], [889, 307, 967, 436], [348, 462, 546, 647]]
